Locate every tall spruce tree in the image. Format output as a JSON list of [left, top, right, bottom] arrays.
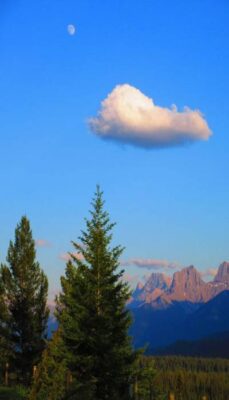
[[57, 187, 136, 400], [0, 216, 49, 384], [0, 276, 10, 379]]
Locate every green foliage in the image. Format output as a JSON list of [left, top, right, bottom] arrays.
[[56, 187, 136, 400], [132, 357, 166, 400], [28, 330, 67, 400], [0, 279, 10, 378], [0, 216, 49, 385], [0, 385, 28, 400]]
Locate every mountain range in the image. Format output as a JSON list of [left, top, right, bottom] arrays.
[[129, 262, 229, 355]]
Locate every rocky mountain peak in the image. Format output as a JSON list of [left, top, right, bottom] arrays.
[[165, 265, 206, 302], [136, 281, 144, 290], [129, 262, 229, 309], [144, 272, 171, 292], [214, 262, 229, 284], [129, 272, 171, 307], [171, 265, 204, 289]]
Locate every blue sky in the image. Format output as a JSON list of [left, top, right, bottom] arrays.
[[1, 0, 229, 296]]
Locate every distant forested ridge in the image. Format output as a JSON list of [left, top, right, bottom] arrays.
[[154, 331, 229, 358], [150, 356, 229, 400]]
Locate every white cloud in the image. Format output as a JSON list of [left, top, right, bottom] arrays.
[[200, 268, 218, 279], [120, 258, 180, 270], [35, 239, 52, 248], [59, 252, 84, 262], [89, 84, 212, 148]]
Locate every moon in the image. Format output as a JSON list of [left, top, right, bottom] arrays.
[[67, 24, 76, 36]]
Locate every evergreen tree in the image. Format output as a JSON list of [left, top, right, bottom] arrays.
[[28, 330, 67, 400], [133, 357, 162, 400], [0, 277, 10, 380], [57, 187, 136, 400], [0, 216, 49, 385]]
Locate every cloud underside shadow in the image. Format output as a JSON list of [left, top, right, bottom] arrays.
[[89, 84, 212, 148], [120, 258, 180, 270]]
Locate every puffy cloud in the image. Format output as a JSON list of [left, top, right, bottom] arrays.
[[35, 239, 52, 248], [59, 252, 84, 262], [120, 258, 180, 270], [89, 84, 212, 148], [200, 268, 218, 279]]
